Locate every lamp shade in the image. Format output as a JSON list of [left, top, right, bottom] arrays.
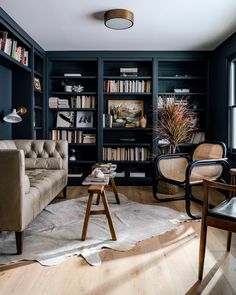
[[104, 9, 134, 30], [3, 109, 22, 123]]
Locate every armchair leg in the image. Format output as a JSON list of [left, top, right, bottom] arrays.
[[198, 223, 208, 280], [15, 231, 23, 254], [63, 186, 67, 199], [185, 183, 200, 219], [227, 232, 232, 251]]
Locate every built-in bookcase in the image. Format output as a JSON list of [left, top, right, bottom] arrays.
[[46, 58, 98, 184], [102, 59, 154, 184]]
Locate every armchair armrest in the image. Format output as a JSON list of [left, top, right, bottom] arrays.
[[186, 158, 230, 184], [0, 150, 25, 231]]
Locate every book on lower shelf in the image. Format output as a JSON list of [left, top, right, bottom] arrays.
[[51, 129, 96, 144], [129, 172, 146, 178], [103, 147, 150, 161]]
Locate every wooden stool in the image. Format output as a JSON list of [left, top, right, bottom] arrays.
[[96, 177, 120, 205], [81, 185, 117, 241]]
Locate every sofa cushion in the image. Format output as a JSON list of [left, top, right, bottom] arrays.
[[25, 157, 62, 170]]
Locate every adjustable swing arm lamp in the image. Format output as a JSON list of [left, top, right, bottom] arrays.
[[3, 106, 27, 123]]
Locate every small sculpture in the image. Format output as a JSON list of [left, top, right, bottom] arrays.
[[140, 115, 147, 128], [72, 84, 84, 93]]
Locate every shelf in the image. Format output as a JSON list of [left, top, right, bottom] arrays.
[[68, 160, 96, 164], [49, 127, 96, 131], [0, 50, 31, 72], [103, 143, 151, 147], [34, 70, 43, 78], [34, 89, 43, 94], [34, 106, 43, 110], [104, 92, 152, 96], [102, 160, 151, 164], [49, 92, 97, 95], [49, 76, 97, 80], [158, 92, 206, 96], [104, 127, 152, 131], [158, 76, 206, 80], [69, 143, 97, 146], [49, 108, 96, 111], [104, 76, 152, 80]]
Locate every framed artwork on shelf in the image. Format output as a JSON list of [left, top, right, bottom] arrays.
[[34, 77, 41, 91], [108, 100, 144, 127], [56, 111, 75, 127], [76, 111, 93, 127]]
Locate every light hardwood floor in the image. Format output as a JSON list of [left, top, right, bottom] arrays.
[[0, 186, 235, 295]]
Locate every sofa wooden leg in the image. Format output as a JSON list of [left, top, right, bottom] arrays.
[[15, 231, 23, 254], [63, 186, 67, 199]]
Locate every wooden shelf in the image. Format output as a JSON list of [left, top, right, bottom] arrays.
[[104, 76, 152, 80], [49, 108, 96, 111], [50, 91, 97, 95], [158, 76, 206, 80], [0, 50, 31, 72], [104, 92, 152, 96], [49, 75, 97, 79]]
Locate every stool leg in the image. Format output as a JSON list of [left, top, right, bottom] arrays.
[[81, 192, 94, 241], [96, 192, 101, 205], [111, 178, 120, 204], [101, 191, 117, 241]]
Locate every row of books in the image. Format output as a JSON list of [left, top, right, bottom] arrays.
[[158, 96, 189, 108], [104, 80, 151, 93], [51, 129, 96, 144], [49, 96, 96, 109], [0, 31, 29, 66], [103, 147, 150, 161]]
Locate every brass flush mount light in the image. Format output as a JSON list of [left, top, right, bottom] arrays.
[[104, 9, 134, 30]]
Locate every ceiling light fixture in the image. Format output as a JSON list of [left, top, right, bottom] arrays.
[[104, 9, 134, 30]]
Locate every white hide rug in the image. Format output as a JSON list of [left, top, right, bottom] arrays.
[[0, 192, 191, 266]]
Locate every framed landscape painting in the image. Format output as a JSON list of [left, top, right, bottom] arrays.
[[108, 100, 144, 126]]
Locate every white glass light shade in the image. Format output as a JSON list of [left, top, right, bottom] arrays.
[[3, 109, 22, 123], [104, 9, 134, 30]]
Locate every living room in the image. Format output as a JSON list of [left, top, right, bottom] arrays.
[[0, 1, 236, 294]]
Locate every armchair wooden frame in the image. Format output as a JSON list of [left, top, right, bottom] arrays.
[[152, 142, 230, 219], [198, 179, 236, 280]]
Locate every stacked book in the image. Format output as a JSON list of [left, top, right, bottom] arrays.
[[71, 96, 95, 108], [0, 31, 29, 66], [103, 114, 113, 128], [104, 80, 151, 93], [120, 67, 138, 77], [64, 73, 82, 77], [103, 147, 150, 161], [51, 129, 96, 144], [83, 133, 96, 143], [49, 97, 69, 108]]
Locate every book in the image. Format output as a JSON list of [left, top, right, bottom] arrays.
[[129, 172, 146, 177], [56, 111, 74, 127], [64, 73, 82, 77], [4, 38, 12, 55], [0, 31, 8, 50]]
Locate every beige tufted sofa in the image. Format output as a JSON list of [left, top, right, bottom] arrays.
[[0, 140, 68, 254]]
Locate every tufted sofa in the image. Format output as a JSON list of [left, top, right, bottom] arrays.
[[0, 140, 68, 254]]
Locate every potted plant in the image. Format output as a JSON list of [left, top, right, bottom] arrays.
[[157, 98, 196, 153]]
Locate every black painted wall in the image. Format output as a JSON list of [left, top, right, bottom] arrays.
[[209, 33, 236, 165]]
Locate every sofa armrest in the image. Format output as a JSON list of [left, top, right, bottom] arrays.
[[0, 150, 25, 231]]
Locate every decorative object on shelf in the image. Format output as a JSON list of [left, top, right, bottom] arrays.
[[69, 148, 76, 161], [76, 111, 93, 127], [140, 115, 147, 128], [3, 106, 27, 123], [72, 84, 84, 93], [108, 100, 144, 128], [120, 67, 138, 77], [104, 9, 134, 30], [156, 99, 196, 153], [34, 77, 41, 91], [56, 111, 74, 127], [193, 100, 199, 110], [64, 73, 82, 77], [135, 120, 140, 128]]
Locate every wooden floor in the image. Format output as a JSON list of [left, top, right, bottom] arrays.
[[0, 186, 235, 295]]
